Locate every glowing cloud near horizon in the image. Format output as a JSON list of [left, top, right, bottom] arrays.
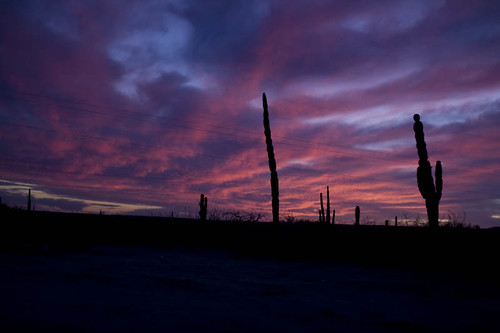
[[1, 0, 500, 227]]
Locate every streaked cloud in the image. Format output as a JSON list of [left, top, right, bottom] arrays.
[[1, 0, 499, 227]]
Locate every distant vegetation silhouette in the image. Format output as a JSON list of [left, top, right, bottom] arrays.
[[413, 114, 442, 228]]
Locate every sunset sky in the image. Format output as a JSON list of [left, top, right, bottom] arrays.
[[1, 0, 499, 227]]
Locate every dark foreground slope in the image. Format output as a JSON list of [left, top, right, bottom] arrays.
[[1, 209, 499, 332], [1, 209, 498, 273]]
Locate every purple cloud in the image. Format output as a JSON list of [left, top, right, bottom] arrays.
[[1, 0, 499, 227]]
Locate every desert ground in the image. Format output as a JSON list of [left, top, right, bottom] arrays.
[[1, 210, 499, 332]]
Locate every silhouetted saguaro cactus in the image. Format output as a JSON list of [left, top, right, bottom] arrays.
[[326, 186, 331, 224], [199, 194, 208, 222], [332, 209, 336, 225], [355, 206, 360, 226], [413, 114, 442, 228], [395, 216, 398, 227], [319, 192, 325, 223], [27, 189, 31, 211], [262, 93, 279, 223]]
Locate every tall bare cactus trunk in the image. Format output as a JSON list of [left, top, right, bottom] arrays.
[[262, 93, 279, 223]]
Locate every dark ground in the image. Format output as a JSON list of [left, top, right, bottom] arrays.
[[1, 210, 499, 332]]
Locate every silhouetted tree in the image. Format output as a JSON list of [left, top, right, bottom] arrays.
[[262, 93, 279, 224], [413, 114, 442, 228], [208, 207, 224, 221], [283, 210, 295, 223], [355, 206, 360, 226], [221, 210, 265, 222]]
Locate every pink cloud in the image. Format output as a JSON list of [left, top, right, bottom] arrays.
[[1, 1, 499, 227]]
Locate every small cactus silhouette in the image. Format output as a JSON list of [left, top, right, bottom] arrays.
[[413, 114, 442, 228], [326, 186, 331, 224], [199, 194, 208, 222], [27, 189, 32, 211], [318, 186, 331, 223], [355, 206, 360, 226]]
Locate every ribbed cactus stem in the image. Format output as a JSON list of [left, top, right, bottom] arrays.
[[355, 206, 360, 226], [413, 114, 443, 228], [262, 93, 279, 223], [326, 186, 331, 224]]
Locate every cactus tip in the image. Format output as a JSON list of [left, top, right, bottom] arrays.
[[413, 114, 420, 121]]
